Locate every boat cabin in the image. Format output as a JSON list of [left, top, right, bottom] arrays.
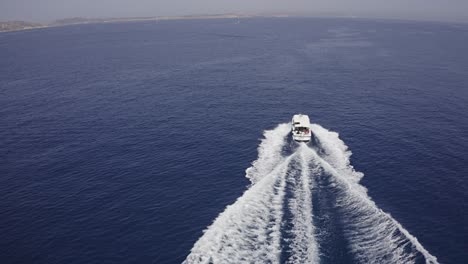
[[291, 114, 312, 142]]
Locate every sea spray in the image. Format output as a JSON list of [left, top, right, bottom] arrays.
[[311, 124, 438, 264], [184, 130, 291, 263], [245, 123, 290, 184], [184, 123, 438, 264]]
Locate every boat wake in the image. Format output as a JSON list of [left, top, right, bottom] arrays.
[[184, 124, 438, 264]]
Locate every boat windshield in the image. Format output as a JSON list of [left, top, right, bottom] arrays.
[[295, 127, 309, 132]]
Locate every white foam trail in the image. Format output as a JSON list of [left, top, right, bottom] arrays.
[[246, 123, 290, 184], [184, 125, 291, 264], [184, 158, 290, 264], [284, 145, 320, 264], [311, 124, 439, 264], [185, 122, 438, 264], [311, 124, 363, 183]]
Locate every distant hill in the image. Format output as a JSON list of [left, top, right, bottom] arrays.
[[51, 17, 110, 26], [0, 14, 256, 33], [0, 21, 46, 32], [51, 14, 252, 26]]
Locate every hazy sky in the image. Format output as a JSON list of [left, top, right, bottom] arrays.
[[1, 0, 468, 22]]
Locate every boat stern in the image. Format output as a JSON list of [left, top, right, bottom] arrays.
[[291, 114, 312, 143], [292, 132, 312, 142]]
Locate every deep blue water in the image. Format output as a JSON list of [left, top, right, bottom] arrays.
[[1, 17, 467, 264]]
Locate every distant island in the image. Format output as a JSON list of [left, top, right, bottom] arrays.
[[0, 14, 259, 33], [0, 21, 47, 32], [2, 13, 467, 32]]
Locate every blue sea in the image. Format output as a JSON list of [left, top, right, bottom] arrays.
[[1, 17, 467, 264]]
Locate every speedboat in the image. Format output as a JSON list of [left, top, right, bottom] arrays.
[[291, 114, 312, 142]]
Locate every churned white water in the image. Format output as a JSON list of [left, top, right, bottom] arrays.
[[184, 123, 438, 264]]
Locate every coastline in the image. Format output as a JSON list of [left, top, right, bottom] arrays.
[[1, 13, 466, 34], [0, 14, 257, 33]]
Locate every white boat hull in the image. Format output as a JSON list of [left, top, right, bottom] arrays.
[[291, 114, 312, 142]]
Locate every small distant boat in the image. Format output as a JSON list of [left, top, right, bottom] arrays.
[[291, 114, 312, 142]]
